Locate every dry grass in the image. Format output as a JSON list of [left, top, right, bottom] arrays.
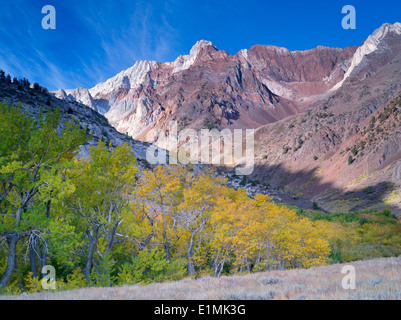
[[2, 257, 401, 300]]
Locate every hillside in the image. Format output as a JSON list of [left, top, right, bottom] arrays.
[[3, 256, 400, 300], [0, 80, 154, 167], [250, 31, 401, 214]]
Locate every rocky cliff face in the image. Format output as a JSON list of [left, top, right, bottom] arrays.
[[55, 37, 360, 146]]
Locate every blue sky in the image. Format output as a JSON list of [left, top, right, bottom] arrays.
[[0, 0, 400, 91]]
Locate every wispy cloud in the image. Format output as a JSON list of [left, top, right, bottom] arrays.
[[0, 0, 179, 91]]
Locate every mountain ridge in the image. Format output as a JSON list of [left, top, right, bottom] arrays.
[[53, 27, 365, 141]]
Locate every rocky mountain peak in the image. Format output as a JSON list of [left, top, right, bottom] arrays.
[[332, 22, 401, 91], [172, 40, 218, 74], [371, 22, 401, 41], [89, 60, 158, 98], [191, 40, 217, 52]]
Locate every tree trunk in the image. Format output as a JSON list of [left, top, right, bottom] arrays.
[[139, 233, 154, 251], [104, 219, 119, 255], [162, 213, 170, 261], [0, 234, 19, 289], [29, 244, 38, 278], [46, 200, 51, 218], [217, 259, 225, 278], [83, 227, 99, 283], [187, 234, 196, 276], [15, 207, 22, 227], [40, 200, 51, 278], [187, 225, 203, 276], [213, 256, 220, 277], [213, 255, 225, 278], [187, 219, 207, 276], [40, 240, 47, 278], [14, 252, 25, 292]]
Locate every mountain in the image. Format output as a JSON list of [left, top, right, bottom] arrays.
[[54, 40, 358, 143], [55, 22, 401, 214]]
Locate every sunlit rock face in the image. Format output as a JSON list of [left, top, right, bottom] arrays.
[[57, 23, 400, 152]]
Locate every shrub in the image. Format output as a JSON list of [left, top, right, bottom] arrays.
[[118, 249, 186, 285], [91, 252, 116, 287], [341, 244, 401, 262], [65, 268, 88, 290], [348, 155, 353, 165], [258, 276, 282, 285], [24, 273, 43, 294], [351, 145, 358, 156]]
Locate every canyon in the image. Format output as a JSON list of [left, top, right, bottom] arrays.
[[54, 22, 401, 214]]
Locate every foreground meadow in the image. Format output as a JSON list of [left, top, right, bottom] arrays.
[[3, 256, 400, 300]]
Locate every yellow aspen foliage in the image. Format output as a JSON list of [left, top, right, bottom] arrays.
[[24, 273, 43, 294], [209, 191, 330, 273], [315, 220, 361, 248], [359, 223, 401, 248]]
